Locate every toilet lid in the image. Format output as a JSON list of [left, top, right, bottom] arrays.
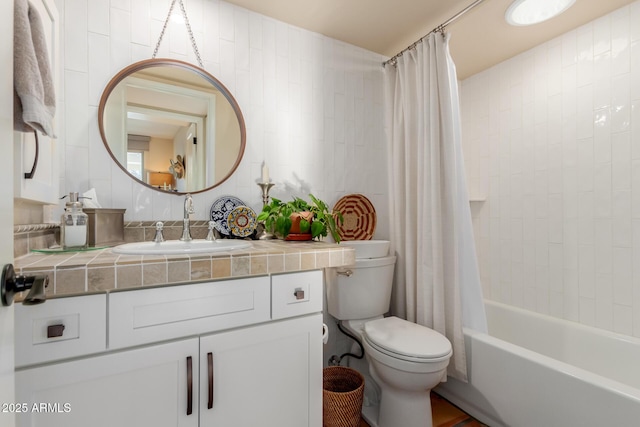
[[364, 317, 452, 360]]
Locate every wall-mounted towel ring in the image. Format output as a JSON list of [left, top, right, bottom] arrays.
[[24, 130, 39, 179]]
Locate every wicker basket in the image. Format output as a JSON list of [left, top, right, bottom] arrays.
[[323, 366, 365, 427]]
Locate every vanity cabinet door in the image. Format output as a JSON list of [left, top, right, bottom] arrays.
[[199, 313, 323, 427], [16, 338, 199, 427], [14, 0, 60, 204]]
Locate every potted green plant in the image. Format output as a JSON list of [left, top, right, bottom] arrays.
[[258, 194, 343, 242]]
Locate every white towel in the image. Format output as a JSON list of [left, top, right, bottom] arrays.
[[14, 0, 56, 137]]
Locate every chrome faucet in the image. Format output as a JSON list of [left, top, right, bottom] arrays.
[[180, 193, 195, 241]]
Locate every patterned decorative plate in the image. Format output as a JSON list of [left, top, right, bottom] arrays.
[[210, 195, 246, 236], [227, 206, 257, 238], [333, 194, 377, 241]]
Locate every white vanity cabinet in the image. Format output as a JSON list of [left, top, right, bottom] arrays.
[[15, 270, 323, 427], [16, 338, 200, 427], [14, 0, 60, 204], [199, 314, 322, 426]]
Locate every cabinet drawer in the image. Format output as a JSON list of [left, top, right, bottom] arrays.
[[271, 270, 323, 319], [15, 294, 107, 367], [109, 276, 270, 349]]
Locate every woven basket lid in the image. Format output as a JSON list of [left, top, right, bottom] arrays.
[[333, 193, 376, 241]]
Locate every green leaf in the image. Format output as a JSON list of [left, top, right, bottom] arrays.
[[299, 219, 310, 233], [327, 215, 336, 230], [310, 221, 324, 238], [327, 215, 340, 243], [275, 215, 285, 229], [276, 216, 291, 237]]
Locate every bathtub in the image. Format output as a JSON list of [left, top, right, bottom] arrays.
[[435, 300, 640, 427]]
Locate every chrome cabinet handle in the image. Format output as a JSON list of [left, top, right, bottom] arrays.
[[293, 289, 305, 300], [337, 270, 353, 277], [207, 352, 214, 409], [186, 356, 193, 416]]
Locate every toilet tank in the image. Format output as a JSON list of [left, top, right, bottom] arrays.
[[326, 255, 396, 320]]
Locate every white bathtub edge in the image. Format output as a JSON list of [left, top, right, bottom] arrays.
[[436, 302, 640, 426]]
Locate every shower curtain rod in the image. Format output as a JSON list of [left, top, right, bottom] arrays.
[[383, 0, 486, 67]]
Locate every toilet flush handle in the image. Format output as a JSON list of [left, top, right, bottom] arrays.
[[337, 269, 353, 277]]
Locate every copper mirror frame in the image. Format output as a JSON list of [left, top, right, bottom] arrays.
[[98, 58, 246, 195]]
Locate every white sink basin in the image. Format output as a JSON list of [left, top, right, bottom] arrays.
[[112, 239, 252, 255], [340, 240, 390, 259]]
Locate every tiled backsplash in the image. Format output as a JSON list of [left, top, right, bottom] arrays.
[[122, 220, 219, 243], [14, 224, 59, 258], [461, 1, 640, 337], [14, 220, 232, 258]]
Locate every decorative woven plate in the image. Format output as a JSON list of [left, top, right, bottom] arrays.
[[333, 194, 377, 241], [227, 206, 257, 238], [210, 195, 246, 236]]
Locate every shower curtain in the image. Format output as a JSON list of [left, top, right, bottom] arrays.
[[384, 32, 487, 381]]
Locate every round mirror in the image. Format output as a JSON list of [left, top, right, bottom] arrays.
[[98, 59, 246, 194]]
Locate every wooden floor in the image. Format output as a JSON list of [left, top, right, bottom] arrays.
[[359, 393, 487, 427]]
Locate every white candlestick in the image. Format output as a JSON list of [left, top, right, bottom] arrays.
[[262, 162, 270, 183]]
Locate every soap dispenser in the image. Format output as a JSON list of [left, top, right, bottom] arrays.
[[61, 192, 88, 250]]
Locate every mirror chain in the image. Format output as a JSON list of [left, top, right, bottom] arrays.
[[153, 0, 204, 68]]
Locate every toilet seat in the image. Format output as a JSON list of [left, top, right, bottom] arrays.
[[364, 316, 452, 363]]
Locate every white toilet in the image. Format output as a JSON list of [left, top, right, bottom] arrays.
[[327, 241, 452, 427]]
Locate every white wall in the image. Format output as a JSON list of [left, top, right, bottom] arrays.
[[461, 1, 640, 337], [146, 136, 173, 173], [57, 0, 389, 238], [0, 0, 15, 421]]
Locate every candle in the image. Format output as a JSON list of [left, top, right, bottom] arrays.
[[262, 162, 270, 183]]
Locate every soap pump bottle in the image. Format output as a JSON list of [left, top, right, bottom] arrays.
[[61, 192, 88, 250]]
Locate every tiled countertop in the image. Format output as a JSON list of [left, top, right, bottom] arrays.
[[14, 240, 355, 299]]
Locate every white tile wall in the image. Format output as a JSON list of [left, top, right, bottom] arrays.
[[56, 0, 389, 239], [462, 0, 640, 337]]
